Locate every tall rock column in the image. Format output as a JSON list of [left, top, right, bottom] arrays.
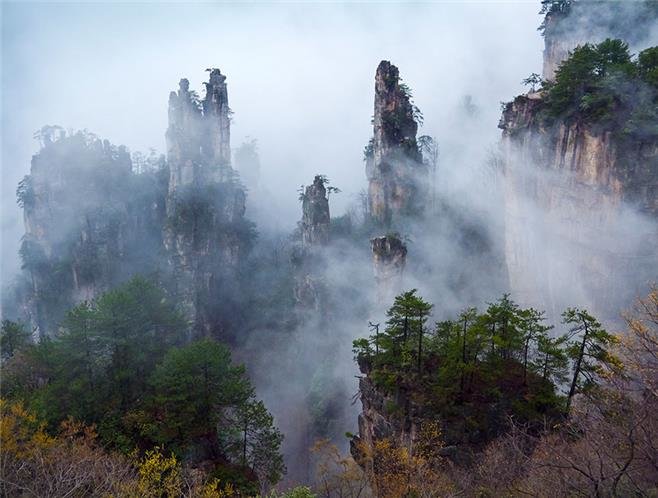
[[292, 175, 331, 312], [366, 61, 426, 227], [164, 68, 249, 337], [202, 69, 231, 172], [166, 78, 203, 190], [300, 175, 330, 247], [365, 61, 423, 302], [166, 68, 232, 191]]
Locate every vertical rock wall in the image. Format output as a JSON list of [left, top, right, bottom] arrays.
[[541, 1, 658, 81], [501, 3, 658, 319], [541, 8, 585, 81], [499, 97, 658, 320]]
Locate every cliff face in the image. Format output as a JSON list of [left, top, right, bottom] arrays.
[[366, 61, 426, 227], [164, 69, 251, 336], [350, 359, 480, 481], [541, 9, 586, 81], [499, 96, 658, 319], [351, 371, 419, 464], [499, 3, 658, 319], [499, 94, 658, 212]]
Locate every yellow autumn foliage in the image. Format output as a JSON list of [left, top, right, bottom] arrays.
[[0, 399, 241, 497]]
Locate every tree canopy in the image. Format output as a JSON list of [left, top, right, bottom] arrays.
[[541, 39, 658, 139], [354, 290, 621, 444]]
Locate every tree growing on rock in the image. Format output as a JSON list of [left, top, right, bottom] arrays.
[[521, 72, 543, 92]]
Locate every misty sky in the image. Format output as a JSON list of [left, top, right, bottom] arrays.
[[1, 0, 544, 284]]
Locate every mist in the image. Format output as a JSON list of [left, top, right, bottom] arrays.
[[1, 1, 543, 283], [4, 1, 657, 490]]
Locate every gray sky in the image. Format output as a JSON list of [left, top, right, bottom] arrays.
[[1, 0, 543, 283]]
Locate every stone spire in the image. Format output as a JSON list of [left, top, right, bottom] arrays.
[[163, 68, 247, 337], [166, 78, 203, 190], [202, 68, 231, 168], [166, 68, 232, 193], [300, 175, 330, 247], [366, 61, 426, 226], [292, 175, 331, 313]]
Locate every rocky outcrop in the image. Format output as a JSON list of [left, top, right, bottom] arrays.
[[164, 69, 251, 336], [351, 372, 417, 462], [350, 362, 456, 487], [498, 94, 657, 210], [351, 383, 404, 485], [370, 234, 407, 304], [366, 61, 426, 226]]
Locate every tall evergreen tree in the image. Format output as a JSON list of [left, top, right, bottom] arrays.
[[562, 308, 622, 413], [149, 338, 252, 456], [382, 289, 432, 373]]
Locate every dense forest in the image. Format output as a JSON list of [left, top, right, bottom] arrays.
[[3, 283, 657, 496], [2, 0, 658, 496], [1, 278, 285, 496]]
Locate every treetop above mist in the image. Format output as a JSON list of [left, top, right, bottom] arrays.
[[353, 289, 621, 448]]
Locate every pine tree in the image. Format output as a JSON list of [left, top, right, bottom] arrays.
[[382, 290, 432, 374], [562, 308, 622, 413], [518, 308, 553, 385]]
